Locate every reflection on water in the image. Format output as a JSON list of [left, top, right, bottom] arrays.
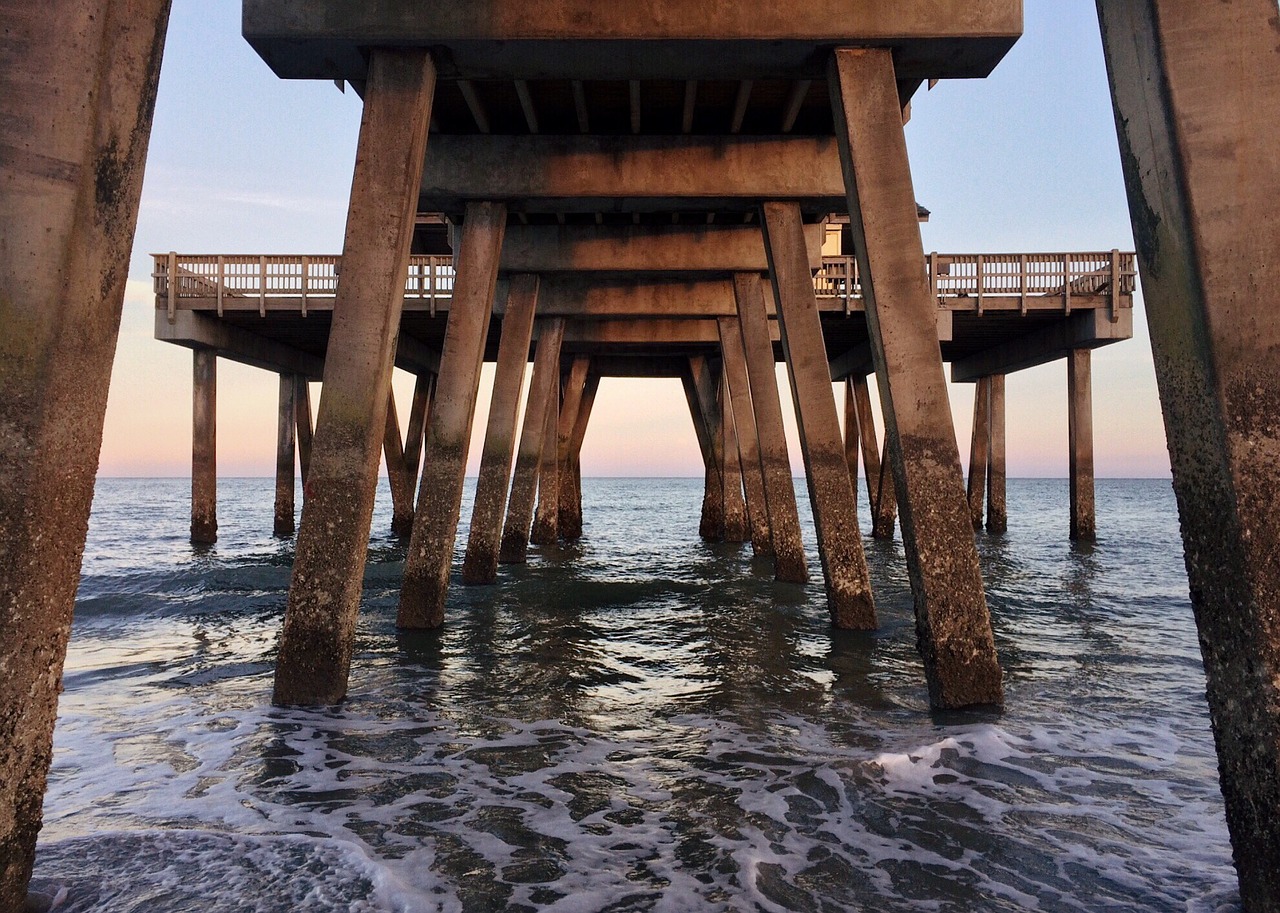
[[32, 478, 1236, 911]]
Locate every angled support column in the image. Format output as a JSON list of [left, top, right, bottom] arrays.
[[1067, 350, 1095, 542], [560, 371, 600, 541], [545, 355, 593, 540], [463, 274, 540, 584], [384, 389, 415, 538], [831, 48, 1001, 706], [719, 316, 772, 556], [967, 377, 991, 531], [763, 202, 875, 629], [274, 373, 297, 537], [398, 201, 507, 628], [734, 273, 807, 581], [530, 381, 562, 545], [681, 362, 720, 540], [533, 355, 588, 544], [295, 375, 314, 487], [274, 50, 437, 704], [720, 371, 750, 543], [851, 375, 897, 539], [1097, 5, 1280, 901], [689, 356, 727, 541], [501, 319, 564, 562], [986, 374, 1007, 534], [0, 2, 170, 905], [191, 349, 218, 544], [402, 373, 434, 500]]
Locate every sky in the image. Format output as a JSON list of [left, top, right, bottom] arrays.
[[98, 1, 1170, 479]]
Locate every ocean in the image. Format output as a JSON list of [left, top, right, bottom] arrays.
[[28, 477, 1238, 911]]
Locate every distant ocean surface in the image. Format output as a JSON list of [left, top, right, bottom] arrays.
[[30, 477, 1238, 912]]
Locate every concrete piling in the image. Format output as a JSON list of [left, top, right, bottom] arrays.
[[830, 47, 1002, 707], [530, 381, 561, 546], [274, 373, 297, 537], [688, 355, 728, 541], [398, 201, 507, 628], [733, 272, 808, 582], [1098, 1, 1280, 902], [719, 317, 772, 556], [273, 49, 437, 704], [967, 377, 991, 531], [1067, 350, 1095, 542], [0, 1, 171, 905], [501, 320, 564, 563], [463, 274, 540, 584], [762, 202, 875, 629], [560, 371, 599, 541], [720, 372, 750, 543], [191, 349, 218, 544], [986, 374, 1007, 534], [295, 375, 314, 486], [383, 390, 415, 538], [850, 375, 897, 539]]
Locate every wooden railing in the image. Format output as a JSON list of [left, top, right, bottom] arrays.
[[154, 250, 1136, 320]]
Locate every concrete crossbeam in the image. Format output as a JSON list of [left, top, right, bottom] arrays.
[[245, 1, 1020, 81], [497, 223, 824, 274], [949, 308, 1133, 382], [421, 135, 845, 213]]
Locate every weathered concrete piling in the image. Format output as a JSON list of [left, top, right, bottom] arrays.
[[0, 1, 171, 907]]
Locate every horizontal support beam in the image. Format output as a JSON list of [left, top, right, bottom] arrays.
[[950, 308, 1134, 383], [392, 332, 442, 376], [547, 317, 780, 346], [156, 310, 324, 379], [420, 135, 844, 211], [497, 223, 823, 273], [245, 1, 1020, 80], [829, 310, 951, 380]]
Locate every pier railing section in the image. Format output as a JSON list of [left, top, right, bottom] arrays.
[[153, 251, 1136, 320]]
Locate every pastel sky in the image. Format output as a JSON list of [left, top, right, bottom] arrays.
[[98, 1, 1170, 479]]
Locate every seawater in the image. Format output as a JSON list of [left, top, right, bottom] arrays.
[[30, 478, 1238, 912]]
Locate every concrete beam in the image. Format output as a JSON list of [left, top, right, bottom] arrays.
[[497, 223, 824, 273], [421, 135, 844, 212], [244, 1, 1021, 81], [555, 318, 780, 347], [156, 310, 324, 379], [949, 308, 1133, 382]]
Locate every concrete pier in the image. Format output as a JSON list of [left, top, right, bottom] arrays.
[[967, 377, 991, 530], [1098, 1, 1280, 904], [830, 47, 1002, 707], [191, 349, 218, 544], [501, 320, 564, 563], [295, 376, 314, 485], [763, 202, 874, 628], [274, 374, 297, 536], [1067, 350, 1095, 542], [719, 317, 772, 556], [0, 1, 170, 906], [398, 202, 507, 629], [688, 355, 728, 542], [462, 274, 539, 584], [986, 374, 1007, 534], [734, 273, 808, 582], [383, 390, 415, 538], [273, 49, 437, 704]]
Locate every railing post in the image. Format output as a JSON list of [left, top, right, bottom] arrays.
[[216, 254, 225, 317], [1110, 248, 1120, 323], [976, 253, 985, 315], [1020, 253, 1028, 315], [166, 250, 177, 323], [1063, 253, 1072, 315], [928, 251, 938, 301], [259, 254, 267, 318], [301, 255, 309, 317]]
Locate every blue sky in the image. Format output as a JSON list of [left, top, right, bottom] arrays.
[[100, 1, 1169, 478]]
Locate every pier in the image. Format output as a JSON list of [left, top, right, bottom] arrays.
[[4, 1, 1280, 909]]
